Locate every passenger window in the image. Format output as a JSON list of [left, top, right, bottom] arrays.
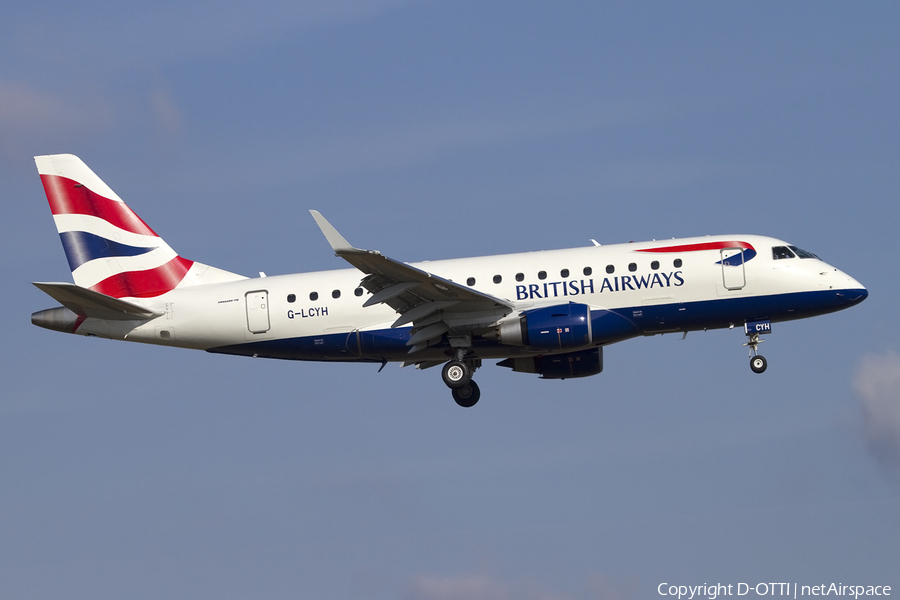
[[628, 263, 637, 272], [332, 290, 341, 299], [515, 273, 524, 282], [493, 275, 502, 284], [583, 266, 592, 276], [651, 261, 659, 270], [606, 265, 615, 274], [772, 246, 795, 260], [674, 259, 682, 268], [538, 271, 547, 280], [287, 294, 296, 303], [560, 269, 569, 278], [467, 277, 476, 286], [354, 288, 363, 297], [310, 291, 318, 301]]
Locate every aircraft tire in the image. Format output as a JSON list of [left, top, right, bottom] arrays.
[[750, 355, 767, 374], [442, 360, 471, 388], [452, 380, 480, 408]]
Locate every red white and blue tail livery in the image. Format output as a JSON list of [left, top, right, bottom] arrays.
[[32, 154, 868, 407], [36, 154, 245, 299]]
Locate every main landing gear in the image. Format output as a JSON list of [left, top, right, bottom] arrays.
[[441, 356, 482, 408]]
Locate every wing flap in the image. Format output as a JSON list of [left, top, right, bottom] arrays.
[[363, 281, 420, 308], [390, 300, 459, 328]]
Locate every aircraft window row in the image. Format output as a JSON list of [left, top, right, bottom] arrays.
[[286, 257, 688, 301], [286, 288, 366, 303], [463, 259, 684, 287]]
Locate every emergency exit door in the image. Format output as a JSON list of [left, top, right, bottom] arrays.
[[245, 290, 270, 334]]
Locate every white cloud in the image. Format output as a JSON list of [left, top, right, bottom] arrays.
[[0, 80, 109, 160], [223, 95, 667, 185], [0, 81, 66, 125], [853, 351, 900, 469], [587, 157, 748, 193], [406, 574, 517, 600], [151, 86, 184, 137], [583, 574, 639, 600], [404, 571, 637, 600], [9, 0, 424, 73], [0, 81, 72, 151]]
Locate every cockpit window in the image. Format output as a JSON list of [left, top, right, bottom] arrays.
[[772, 246, 795, 260], [789, 245, 819, 259]]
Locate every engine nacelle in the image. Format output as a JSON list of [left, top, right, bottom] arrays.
[[496, 302, 592, 350], [497, 347, 603, 379]]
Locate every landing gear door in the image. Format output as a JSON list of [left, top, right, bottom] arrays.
[[245, 290, 270, 334], [721, 248, 746, 290]]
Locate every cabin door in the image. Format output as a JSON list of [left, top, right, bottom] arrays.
[[245, 290, 270, 334], [720, 248, 746, 290]]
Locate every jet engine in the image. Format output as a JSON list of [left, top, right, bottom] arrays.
[[493, 302, 592, 350]]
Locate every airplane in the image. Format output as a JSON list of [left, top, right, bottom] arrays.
[[31, 154, 868, 407]]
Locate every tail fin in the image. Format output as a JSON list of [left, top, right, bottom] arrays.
[[35, 154, 244, 298]]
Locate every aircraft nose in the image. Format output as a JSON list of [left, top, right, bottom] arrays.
[[839, 273, 867, 305]]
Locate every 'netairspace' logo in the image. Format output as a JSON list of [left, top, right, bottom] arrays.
[[657, 582, 891, 599]]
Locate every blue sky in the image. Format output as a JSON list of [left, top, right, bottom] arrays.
[[2, 2, 899, 598]]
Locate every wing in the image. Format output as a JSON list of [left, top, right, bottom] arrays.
[[310, 211, 514, 354]]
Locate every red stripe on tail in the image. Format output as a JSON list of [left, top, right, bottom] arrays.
[[41, 174, 159, 237], [90, 256, 194, 298]]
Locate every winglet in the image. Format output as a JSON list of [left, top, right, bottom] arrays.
[[309, 210, 358, 254]]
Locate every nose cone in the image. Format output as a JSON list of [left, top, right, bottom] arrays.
[[848, 286, 868, 304], [839, 272, 868, 306]]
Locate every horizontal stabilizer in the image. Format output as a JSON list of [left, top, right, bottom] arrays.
[[33, 282, 161, 320]]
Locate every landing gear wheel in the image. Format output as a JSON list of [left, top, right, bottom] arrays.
[[750, 355, 767, 374], [442, 360, 471, 388], [452, 380, 480, 408]]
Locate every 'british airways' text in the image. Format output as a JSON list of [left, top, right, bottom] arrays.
[[516, 271, 684, 300]]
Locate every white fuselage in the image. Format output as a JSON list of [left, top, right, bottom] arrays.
[[69, 234, 866, 364]]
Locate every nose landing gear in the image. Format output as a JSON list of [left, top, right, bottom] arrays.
[[743, 319, 771, 374], [749, 352, 767, 374]]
